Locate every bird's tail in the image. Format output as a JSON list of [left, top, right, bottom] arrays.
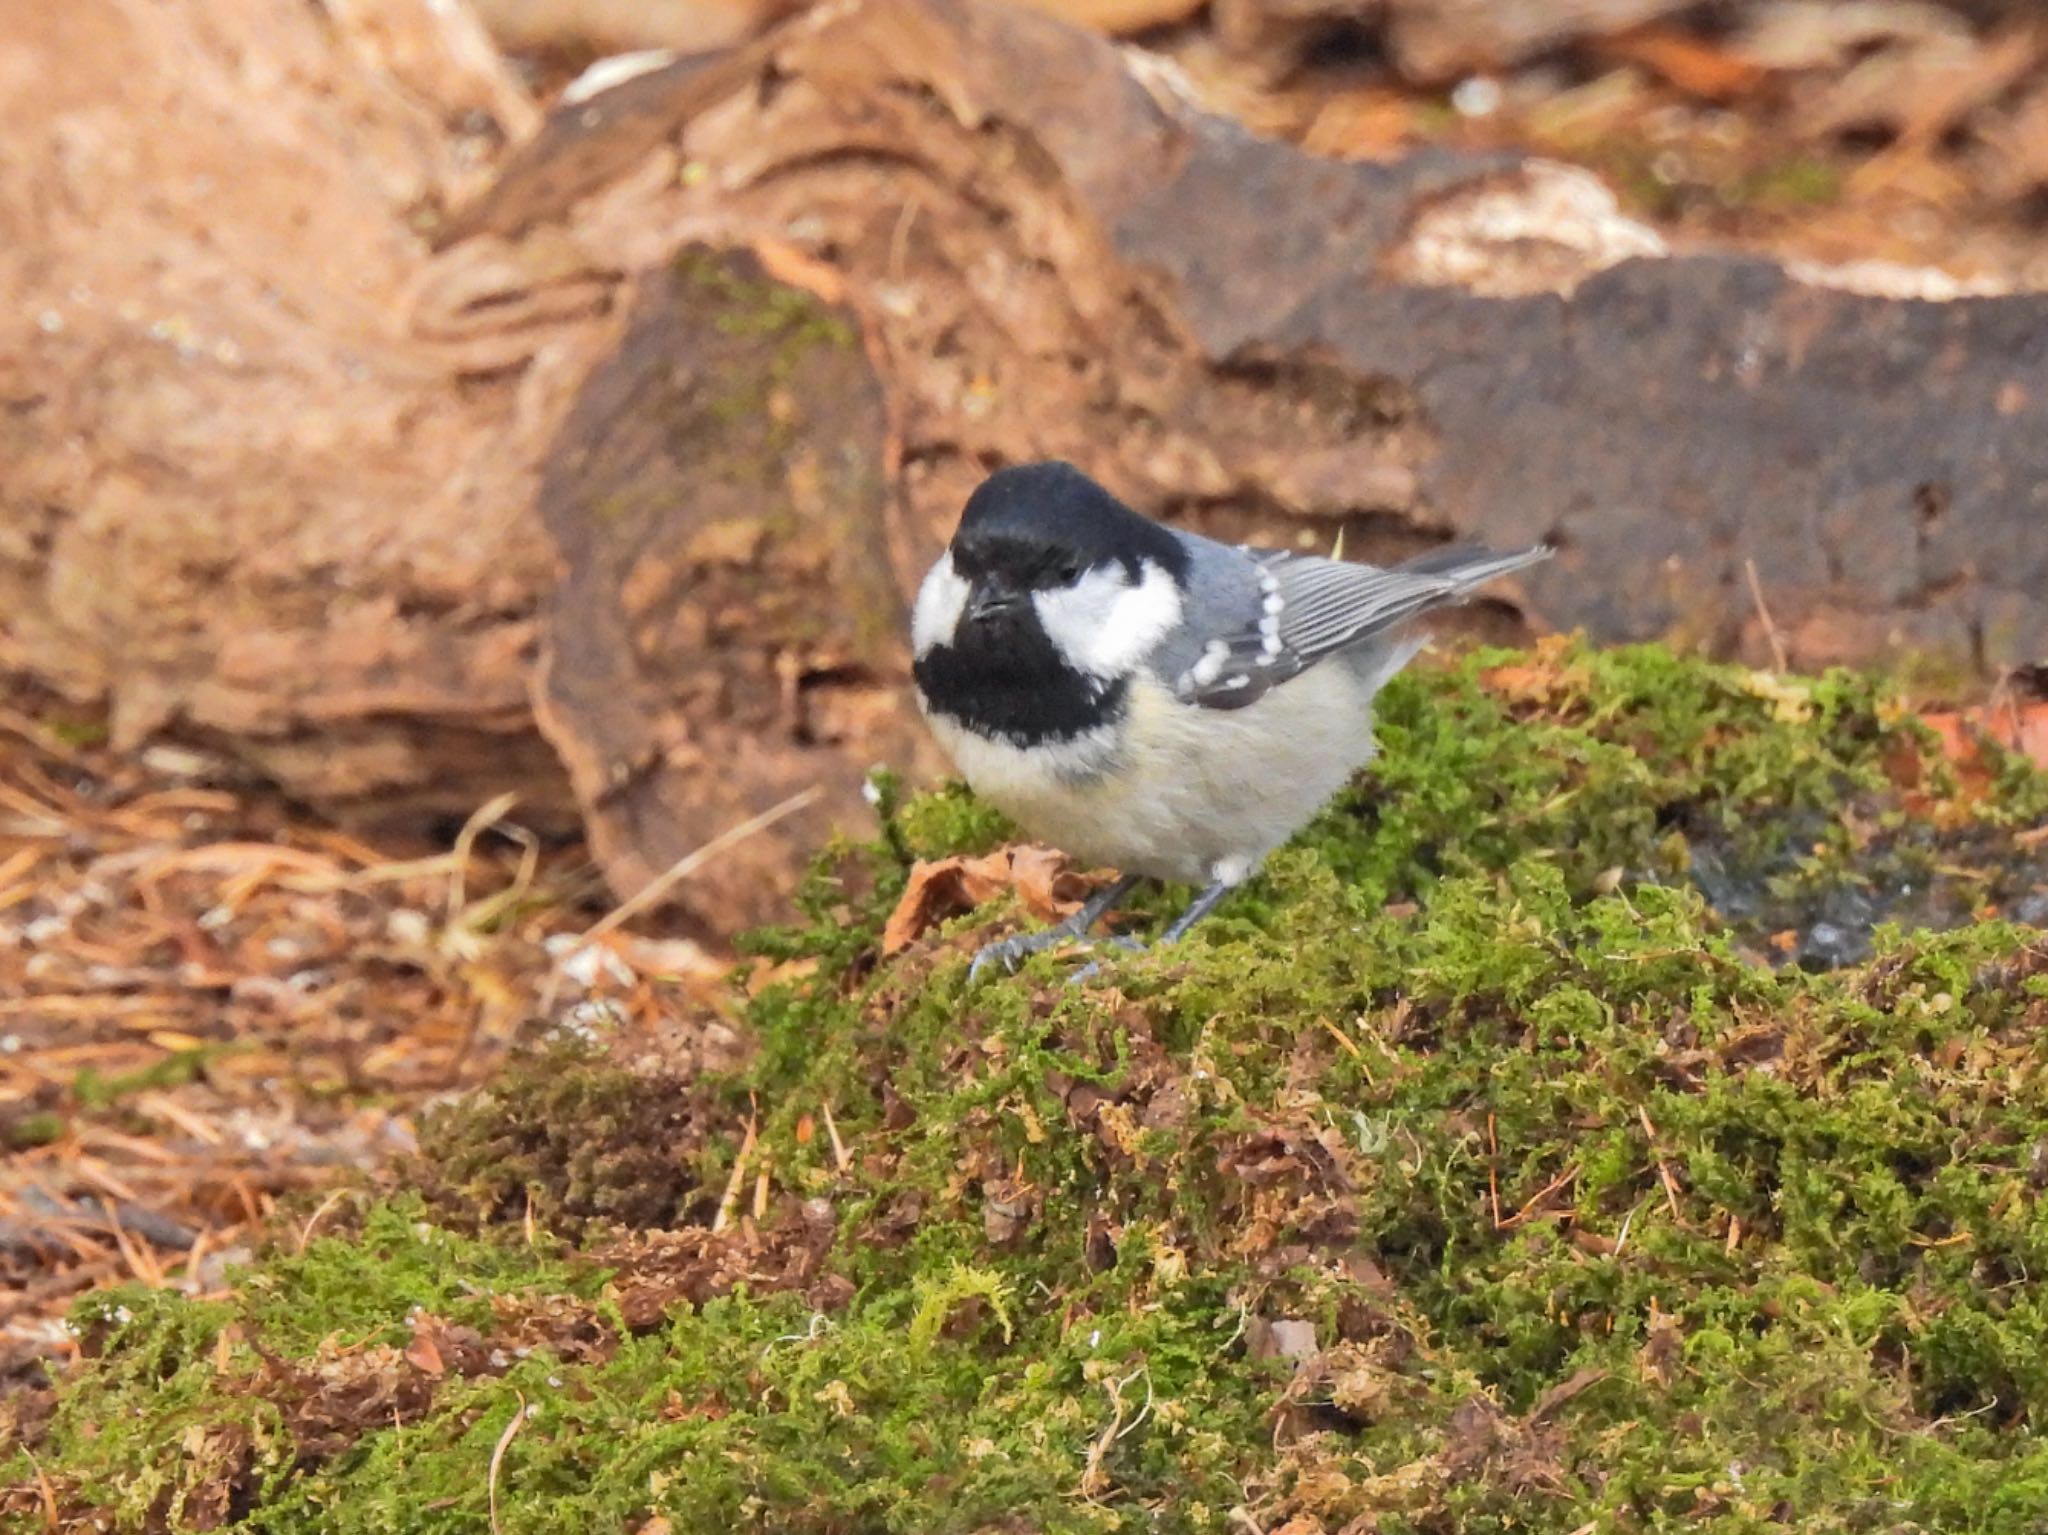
[[1394, 542, 1553, 593]]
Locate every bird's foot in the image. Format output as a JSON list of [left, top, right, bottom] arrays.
[[970, 927, 1139, 982], [1064, 878, 1236, 986], [1066, 937, 1146, 986], [967, 923, 1083, 981], [965, 875, 1139, 982]]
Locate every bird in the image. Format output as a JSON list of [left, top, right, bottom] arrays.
[[908, 460, 1550, 980]]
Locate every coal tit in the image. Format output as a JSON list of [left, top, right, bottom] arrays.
[[911, 461, 1550, 978]]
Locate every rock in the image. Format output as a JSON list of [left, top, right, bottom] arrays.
[[1252, 1316, 1320, 1361]]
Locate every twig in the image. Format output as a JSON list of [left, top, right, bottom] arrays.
[[578, 787, 822, 947], [487, 1393, 531, 1535], [133, 1089, 224, 1146], [1743, 557, 1789, 674], [1316, 1015, 1363, 1064], [1638, 1105, 1682, 1219], [98, 1198, 165, 1288], [712, 1114, 759, 1235], [1498, 1163, 1581, 1231], [0, 1257, 121, 1322], [0, 845, 43, 898], [539, 788, 823, 1017]]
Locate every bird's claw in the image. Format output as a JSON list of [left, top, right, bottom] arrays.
[[967, 930, 1140, 984], [1066, 936, 1144, 986], [967, 929, 1057, 982]]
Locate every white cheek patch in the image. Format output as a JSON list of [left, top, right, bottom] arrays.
[[1033, 559, 1183, 679], [911, 551, 970, 657]]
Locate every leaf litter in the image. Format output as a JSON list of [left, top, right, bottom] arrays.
[[0, 677, 733, 1396]]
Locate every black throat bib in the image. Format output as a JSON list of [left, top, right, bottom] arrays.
[[913, 616, 1128, 747]]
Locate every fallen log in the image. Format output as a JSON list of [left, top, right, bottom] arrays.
[[5, 0, 2043, 932]]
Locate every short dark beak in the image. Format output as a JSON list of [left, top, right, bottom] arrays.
[[964, 582, 1023, 628]]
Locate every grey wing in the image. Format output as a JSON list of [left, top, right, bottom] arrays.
[[1163, 541, 1551, 711]]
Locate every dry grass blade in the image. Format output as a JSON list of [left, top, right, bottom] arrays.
[[821, 1099, 851, 1173], [296, 1187, 352, 1254], [488, 1393, 531, 1535], [1080, 1366, 1151, 1499], [22, 1447, 59, 1531], [1497, 1162, 1582, 1231], [456, 820, 542, 936], [1744, 557, 1790, 674], [0, 844, 44, 896], [578, 787, 823, 947], [712, 1114, 760, 1236], [446, 792, 522, 926], [1638, 1105, 1684, 1219]]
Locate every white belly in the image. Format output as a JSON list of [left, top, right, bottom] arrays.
[[924, 666, 1384, 886]]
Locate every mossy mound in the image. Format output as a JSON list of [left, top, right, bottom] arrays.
[[9, 641, 2048, 1534]]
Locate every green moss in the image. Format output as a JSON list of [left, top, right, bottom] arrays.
[[12, 641, 2048, 1533], [671, 247, 857, 457], [404, 1044, 713, 1236], [71, 1048, 217, 1109], [4, 1109, 65, 1149], [46, 718, 110, 748]]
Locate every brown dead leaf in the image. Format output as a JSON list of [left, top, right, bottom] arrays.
[[1529, 1365, 1607, 1422], [881, 846, 1104, 955], [1478, 635, 1586, 710], [1597, 24, 1770, 102], [404, 1328, 446, 1378], [1012, 0, 1204, 36], [1478, 662, 1554, 700], [1919, 696, 2048, 803], [1880, 730, 1926, 791], [1638, 1305, 1683, 1388]]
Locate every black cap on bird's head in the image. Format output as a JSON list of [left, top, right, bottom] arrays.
[[950, 462, 1190, 596]]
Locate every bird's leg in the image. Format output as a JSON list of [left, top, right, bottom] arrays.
[[1069, 878, 1236, 984], [1156, 880, 1235, 944], [968, 875, 1139, 981]]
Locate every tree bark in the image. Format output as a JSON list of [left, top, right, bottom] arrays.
[[5, 0, 2043, 932]]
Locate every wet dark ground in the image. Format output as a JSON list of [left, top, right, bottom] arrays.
[[1685, 808, 2048, 971]]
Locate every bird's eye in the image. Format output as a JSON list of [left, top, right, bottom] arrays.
[[1057, 561, 1082, 584]]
